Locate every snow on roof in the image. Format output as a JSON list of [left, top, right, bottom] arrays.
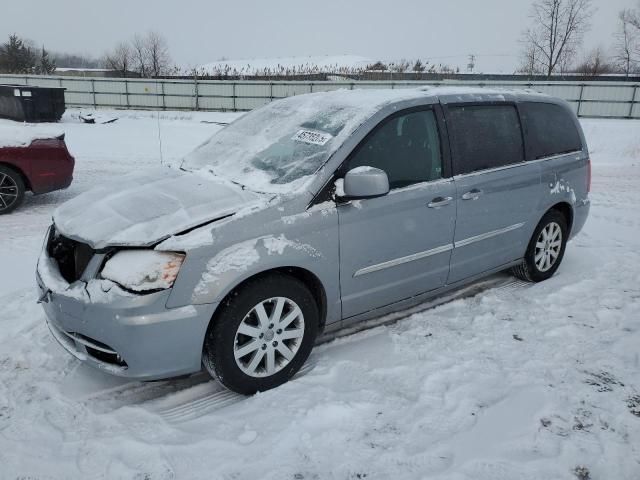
[[259, 85, 540, 107], [294, 85, 546, 105], [0, 119, 64, 148], [198, 55, 374, 75], [418, 85, 545, 98]]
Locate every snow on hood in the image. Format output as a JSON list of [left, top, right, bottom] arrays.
[[0, 119, 65, 148], [53, 167, 264, 248]]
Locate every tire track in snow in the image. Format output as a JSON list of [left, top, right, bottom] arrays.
[[70, 275, 530, 422], [150, 361, 317, 423], [94, 275, 528, 423]]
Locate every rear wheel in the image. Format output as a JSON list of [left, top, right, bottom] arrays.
[[0, 165, 25, 215], [512, 210, 568, 282], [203, 273, 319, 394]]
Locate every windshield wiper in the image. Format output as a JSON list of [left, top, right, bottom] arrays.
[[203, 167, 248, 190]]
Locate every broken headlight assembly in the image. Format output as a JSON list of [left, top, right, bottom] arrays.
[[100, 250, 185, 292]]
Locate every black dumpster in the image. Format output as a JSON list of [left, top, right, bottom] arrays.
[[0, 84, 66, 122]]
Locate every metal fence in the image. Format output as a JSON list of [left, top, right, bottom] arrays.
[[1, 74, 639, 119]]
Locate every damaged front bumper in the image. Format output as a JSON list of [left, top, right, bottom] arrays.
[[36, 230, 218, 380]]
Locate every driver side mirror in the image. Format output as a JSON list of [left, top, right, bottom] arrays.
[[341, 166, 390, 199]]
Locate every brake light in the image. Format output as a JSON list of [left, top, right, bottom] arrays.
[[587, 157, 591, 193]]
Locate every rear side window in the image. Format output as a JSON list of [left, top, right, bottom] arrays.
[[448, 105, 524, 175], [521, 102, 582, 159]]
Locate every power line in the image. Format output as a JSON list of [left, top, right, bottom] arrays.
[[423, 53, 519, 60]]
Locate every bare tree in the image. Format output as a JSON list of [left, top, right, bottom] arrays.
[[574, 46, 615, 76], [131, 34, 149, 78], [518, 42, 542, 74], [615, 8, 640, 75], [104, 32, 171, 78], [557, 43, 577, 74], [145, 31, 170, 77], [627, 3, 640, 30], [104, 42, 133, 77], [520, 0, 594, 77], [387, 59, 409, 73]]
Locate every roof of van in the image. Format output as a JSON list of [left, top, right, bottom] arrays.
[[299, 85, 553, 106], [273, 86, 559, 116], [418, 85, 547, 97], [418, 85, 554, 102]]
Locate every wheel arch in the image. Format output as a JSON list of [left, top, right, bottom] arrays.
[[205, 266, 328, 336], [548, 201, 574, 235], [0, 162, 31, 191]]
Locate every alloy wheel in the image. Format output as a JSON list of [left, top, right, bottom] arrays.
[[0, 172, 19, 211], [535, 221, 562, 272], [233, 296, 305, 378]]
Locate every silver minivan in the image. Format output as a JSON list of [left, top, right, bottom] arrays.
[[37, 87, 590, 394]]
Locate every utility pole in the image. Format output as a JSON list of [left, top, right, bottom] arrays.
[[467, 54, 476, 74]]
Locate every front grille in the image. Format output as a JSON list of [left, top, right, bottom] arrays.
[[47, 227, 94, 283]]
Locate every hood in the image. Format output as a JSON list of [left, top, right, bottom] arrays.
[[53, 167, 265, 248]]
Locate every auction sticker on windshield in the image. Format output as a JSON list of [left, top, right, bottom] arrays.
[[292, 129, 333, 146]]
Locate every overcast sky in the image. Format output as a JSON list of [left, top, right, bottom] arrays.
[[1, 0, 633, 72]]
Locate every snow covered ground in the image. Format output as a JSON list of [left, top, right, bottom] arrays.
[[0, 110, 639, 479]]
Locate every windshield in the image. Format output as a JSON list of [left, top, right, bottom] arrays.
[[181, 91, 394, 194]]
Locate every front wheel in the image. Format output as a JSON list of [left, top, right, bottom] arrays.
[[0, 165, 25, 215], [512, 210, 568, 282], [203, 273, 319, 394]]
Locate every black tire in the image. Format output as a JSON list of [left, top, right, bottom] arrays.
[[203, 273, 319, 395], [0, 165, 25, 215], [512, 209, 568, 282]]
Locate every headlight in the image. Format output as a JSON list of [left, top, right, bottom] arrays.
[[101, 250, 185, 292]]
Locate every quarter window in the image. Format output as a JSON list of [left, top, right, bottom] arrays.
[[346, 109, 442, 189], [520, 102, 582, 159], [448, 105, 524, 175]]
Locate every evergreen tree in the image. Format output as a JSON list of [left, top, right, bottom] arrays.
[[36, 46, 56, 74], [0, 34, 36, 73]]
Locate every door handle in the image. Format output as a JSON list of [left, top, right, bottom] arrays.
[[461, 189, 483, 200], [427, 196, 453, 208]]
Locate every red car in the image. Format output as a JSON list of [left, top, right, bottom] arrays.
[[0, 125, 75, 214]]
